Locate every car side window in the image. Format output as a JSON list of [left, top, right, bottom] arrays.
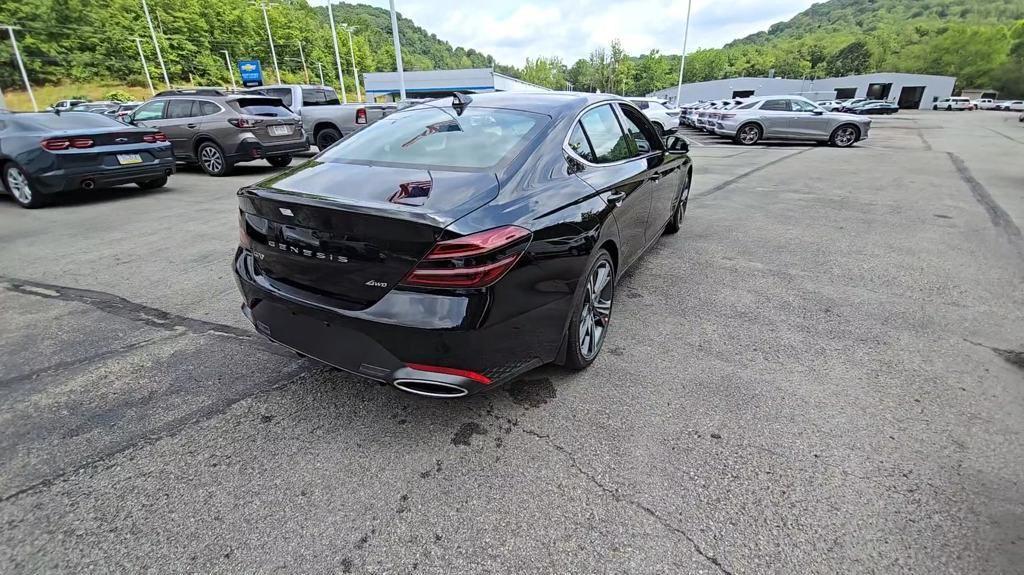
[[166, 99, 195, 119], [578, 105, 632, 164], [737, 101, 759, 110], [632, 101, 649, 110], [616, 104, 658, 156], [567, 122, 595, 162], [761, 99, 792, 112], [199, 101, 220, 116], [791, 99, 818, 112], [133, 100, 166, 121]]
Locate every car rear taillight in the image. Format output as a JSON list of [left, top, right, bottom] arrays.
[[720, 113, 736, 120], [41, 138, 70, 151], [69, 137, 94, 148], [143, 132, 167, 143], [229, 117, 261, 129], [401, 225, 531, 289], [356, 107, 367, 124]]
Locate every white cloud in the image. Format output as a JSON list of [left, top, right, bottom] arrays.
[[318, 0, 818, 66]]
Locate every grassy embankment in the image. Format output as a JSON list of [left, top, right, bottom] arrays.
[[1, 84, 154, 111]]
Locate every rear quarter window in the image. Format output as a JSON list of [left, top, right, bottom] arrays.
[[232, 98, 293, 117]]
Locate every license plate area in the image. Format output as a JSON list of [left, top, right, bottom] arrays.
[[116, 153, 143, 165], [269, 125, 294, 137]]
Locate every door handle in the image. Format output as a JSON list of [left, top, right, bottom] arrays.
[[186, 123, 198, 129], [606, 191, 627, 206]]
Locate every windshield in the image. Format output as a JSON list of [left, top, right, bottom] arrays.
[[318, 105, 548, 170]]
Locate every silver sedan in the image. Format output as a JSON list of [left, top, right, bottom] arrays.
[[713, 96, 872, 147]]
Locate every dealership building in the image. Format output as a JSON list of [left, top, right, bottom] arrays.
[[363, 68, 551, 101], [647, 72, 956, 109]]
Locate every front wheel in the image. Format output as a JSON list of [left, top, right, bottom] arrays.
[[564, 251, 615, 370], [3, 163, 47, 209], [267, 155, 293, 168], [664, 173, 690, 235], [829, 125, 860, 148]]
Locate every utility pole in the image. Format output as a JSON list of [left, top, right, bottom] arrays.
[[389, 0, 406, 100], [141, 0, 170, 89], [133, 37, 155, 95], [674, 0, 692, 106], [255, 1, 281, 84], [297, 41, 309, 84], [316, 62, 325, 86], [222, 49, 236, 90], [326, 2, 348, 102], [3, 26, 36, 111], [341, 24, 361, 101]]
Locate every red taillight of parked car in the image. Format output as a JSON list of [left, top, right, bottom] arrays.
[[69, 137, 94, 148], [228, 118, 261, 129], [41, 138, 71, 150], [720, 113, 736, 120], [355, 107, 367, 124], [401, 225, 532, 289], [143, 132, 167, 143]]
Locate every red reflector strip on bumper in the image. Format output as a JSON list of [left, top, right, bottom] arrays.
[[406, 363, 492, 385]]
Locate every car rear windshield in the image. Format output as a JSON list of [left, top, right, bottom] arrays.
[[318, 106, 548, 170], [230, 97, 293, 117], [18, 112, 123, 130]]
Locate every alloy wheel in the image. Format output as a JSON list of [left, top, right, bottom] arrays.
[[200, 145, 223, 174], [834, 127, 857, 147], [578, 260, 613, 360], [6, 167, 32, 204], [738, 125, 760, 145]]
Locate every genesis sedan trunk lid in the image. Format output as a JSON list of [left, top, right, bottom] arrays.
[[238, 160, 499, 309]]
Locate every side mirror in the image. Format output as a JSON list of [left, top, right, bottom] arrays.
[[664, 135, 689, 154], [812, 109, 824, 115]]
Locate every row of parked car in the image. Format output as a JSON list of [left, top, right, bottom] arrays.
[[678, 95, 872, 147], [2, 84, 410, 208]]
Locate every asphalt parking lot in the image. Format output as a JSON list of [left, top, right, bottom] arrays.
[[1, 110, 1022, 573]]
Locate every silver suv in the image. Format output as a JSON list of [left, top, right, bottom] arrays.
[[127, 89, 309, 176], [714, 96, 871, 147]]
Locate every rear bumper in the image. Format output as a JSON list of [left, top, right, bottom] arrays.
[[32, 156, 176, 194], [233, 249, 553, 396], [230, 137, 309, 162]]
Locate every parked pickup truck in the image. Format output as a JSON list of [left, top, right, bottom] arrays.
[[242, 84, 396, 150]]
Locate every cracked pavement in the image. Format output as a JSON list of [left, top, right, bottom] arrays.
[[1, 111, 1023, 573]]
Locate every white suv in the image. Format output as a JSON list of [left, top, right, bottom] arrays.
[[933, 97, 973, 111], [628, 98, 680, 134], [973, 98, 997, 110]]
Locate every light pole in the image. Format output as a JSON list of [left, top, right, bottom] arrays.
[[141, 0, 170, 89], [388, 0, 406, 100], [297, 41, 309, 84], [133, 37, 155, 95], [326, 2, 348, 102], [3, 26, 36, 111], [674, 0, 692, 106], [315, 62, 325, 86], [255, 1, 281, 84], [340, 24, 361, 102], [222, 49, 236, 90]]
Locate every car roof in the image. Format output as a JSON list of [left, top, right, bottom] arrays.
[[416, 91, 624, 117]]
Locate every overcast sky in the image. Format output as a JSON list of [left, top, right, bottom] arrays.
[[333, 0, 819, 66]]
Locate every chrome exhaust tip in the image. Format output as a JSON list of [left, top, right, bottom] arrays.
[[393, 379, 469, 398], [81, 179, 96, 190]]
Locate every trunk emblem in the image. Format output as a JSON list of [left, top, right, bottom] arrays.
[[279, 208, 294, 216], [115, 137, 128, 143], [365, 280, 388, 288]]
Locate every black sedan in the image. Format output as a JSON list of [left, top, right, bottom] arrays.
[[1, 112, 175, 208], [850, 102, 899, 115], [234, 92, 693, 397]]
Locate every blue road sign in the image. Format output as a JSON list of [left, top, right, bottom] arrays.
[[238, 60, 263, 87]]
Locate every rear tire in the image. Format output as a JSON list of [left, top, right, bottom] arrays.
[[564, 250, 615, 370], [267, 155, 293, 168], [734, 123, 762, 146], [136, 176, 168, 190], [197, 141, 231, 177], [652, 121, 665, 136], [315, 128, 341, 150], [3, 163, 48, 209]]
